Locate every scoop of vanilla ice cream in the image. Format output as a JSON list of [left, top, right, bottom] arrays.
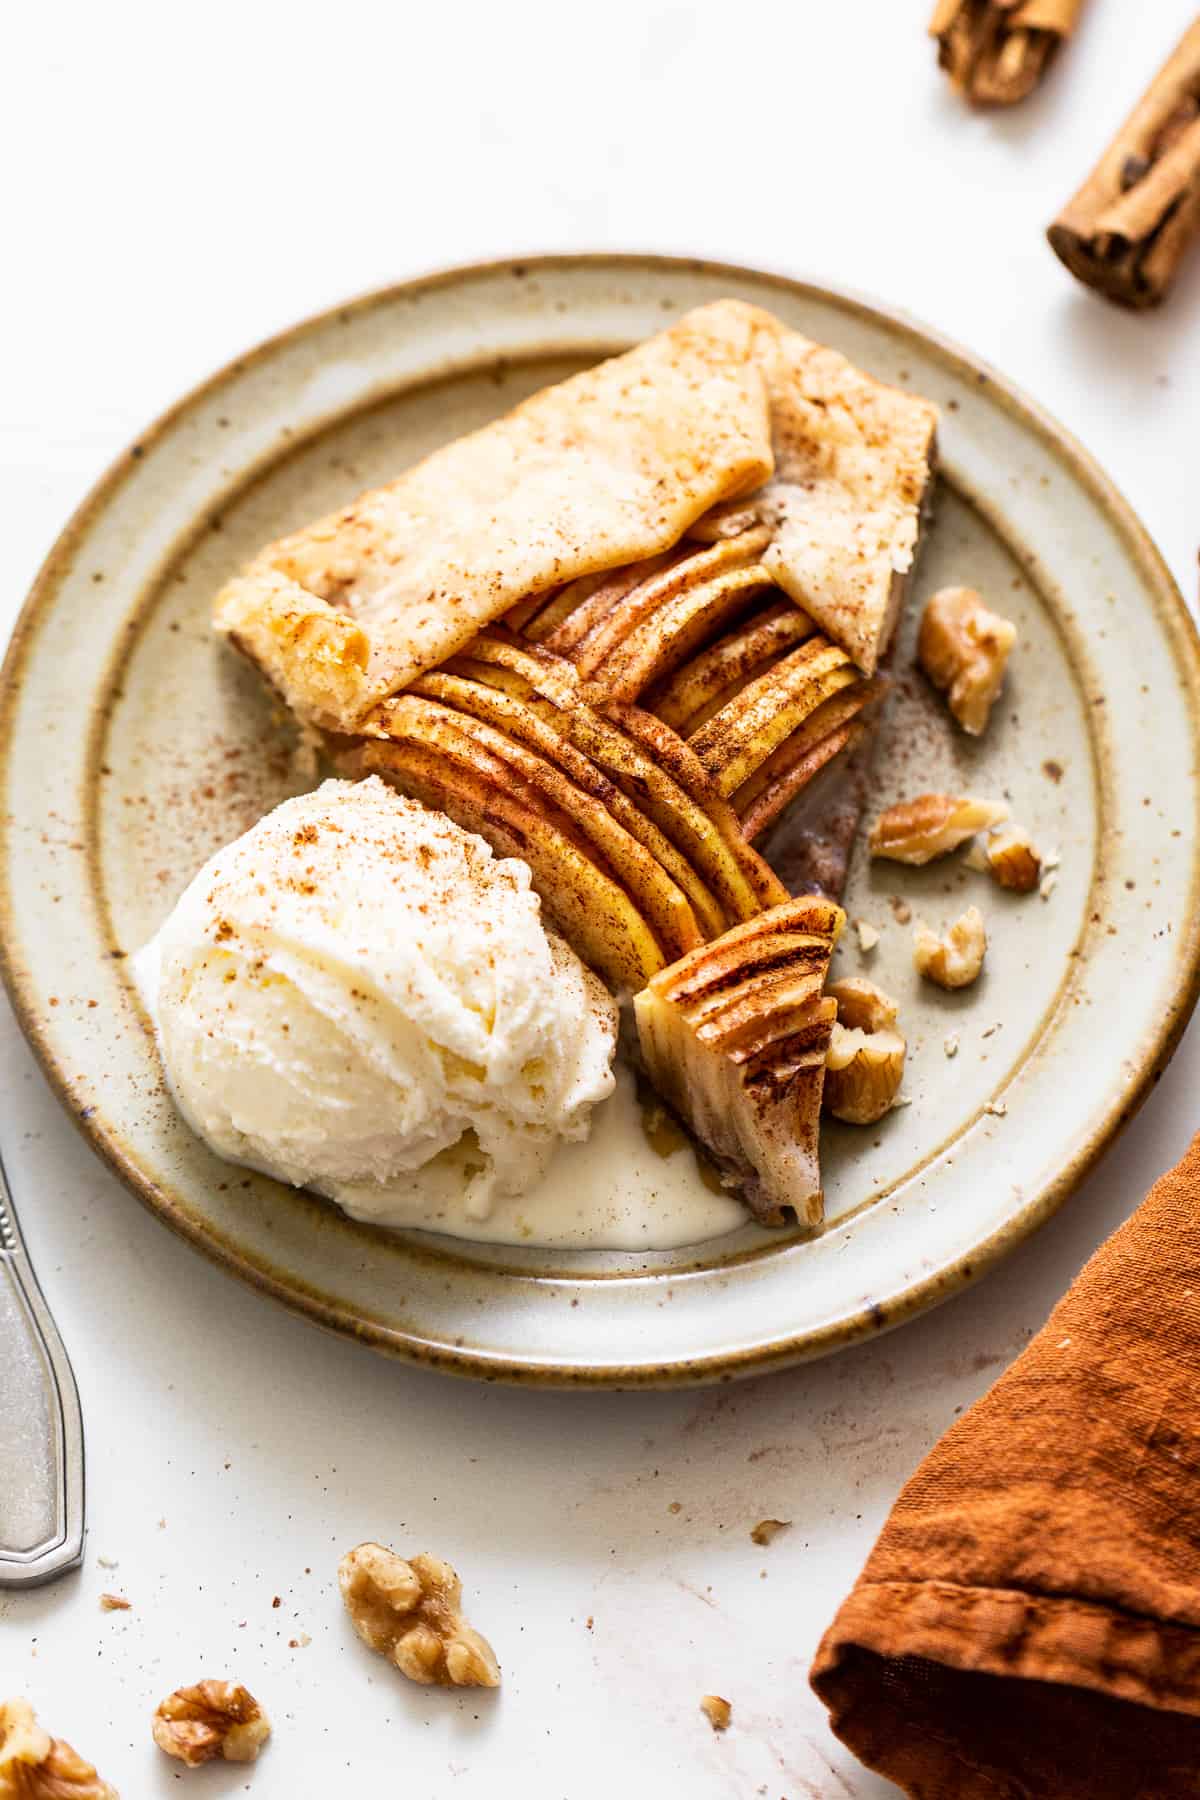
[[134, 776, 617, 1223]]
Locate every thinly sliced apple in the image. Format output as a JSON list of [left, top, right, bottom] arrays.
[[684, 505, 764, 544], [605, 704, 788, 915], [525, 552, 676, 648], [689, 639, 859, 797], [461, 634, 780, 923], [504, 586, 562, 635], [732, 681, 881, 839], [634, 897, 844, 1228], [653, 924, 839, 1009], [585, 562, 773, 702], [649, 899, 843, 1006], [554, 529, 771, 676], [440, 652, 535, 699], [339, 726, 665, 993], [650, 601, 815, 734], [740, 722, 866, 843], [409, 671, 728, 940], [383, 692, 703, 961]]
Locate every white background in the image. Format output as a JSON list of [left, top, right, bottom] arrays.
[[4, 3, 1200, 1795]]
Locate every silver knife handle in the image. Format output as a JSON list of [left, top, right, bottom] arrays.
[[0, 1151, 85, 1586]]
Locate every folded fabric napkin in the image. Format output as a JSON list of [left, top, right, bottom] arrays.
[[811, 1132, 1200, 1799]]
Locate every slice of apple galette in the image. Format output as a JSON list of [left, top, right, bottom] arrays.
[[214, 299, 939, 1229]]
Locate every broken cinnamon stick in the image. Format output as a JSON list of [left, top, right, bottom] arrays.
[[1048, 20, 1200, 309], [930, 0, 1087, 106]]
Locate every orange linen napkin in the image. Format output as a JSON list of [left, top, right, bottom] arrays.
[[811, 1132, 1200, 1799]]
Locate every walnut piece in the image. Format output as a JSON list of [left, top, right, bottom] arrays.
[[825, 1024, 907, 1124], [870, 793, 1008, 864], [339, 1543, 500, 1689], [700, 1695, 732, 1732], [824, 978, 906, 1124], [0, 1698, 118, 1800], [151, 1683, 270, 1767], [750, 1518, 791, 1546], [981, 823, 1041, 893], [918, 586, 1017, 735], [914, 906, 988, 989], [826, 977, 899, 1034]]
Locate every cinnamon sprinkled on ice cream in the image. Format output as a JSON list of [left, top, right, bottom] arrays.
[[133, 777, 617, 1226]]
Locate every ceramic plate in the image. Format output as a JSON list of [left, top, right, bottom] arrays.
[[3, 256, 1199, 1386]]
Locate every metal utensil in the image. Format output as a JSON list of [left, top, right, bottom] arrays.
[[0, 1147, 84, 1585]]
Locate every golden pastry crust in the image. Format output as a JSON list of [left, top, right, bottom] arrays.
[[215, 304, 774, 730], [213, 301, 938, 730]]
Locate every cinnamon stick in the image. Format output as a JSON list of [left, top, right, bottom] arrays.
[[1048, 20, 1200, 309], [930, 0, 1087, 106]]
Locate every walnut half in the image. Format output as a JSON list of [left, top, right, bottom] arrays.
[[823, 979, 906, 1124], [151, 1683, 270, 1767], [870, 793, 1008, 865], [914, 906, 988, 989], [918, 586, 1017, 735], [339, 1543, 500, 1689], [0, 1698, 118, 1800]]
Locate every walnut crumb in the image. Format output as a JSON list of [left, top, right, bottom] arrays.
[[1040, 871, 1059, 901], [981, 823, 1041, 893], [152, 1682, 270, 1766], [750, 1518, 791, 1546], [338, 1543, 500, 1688], [985, 1099, 1009, 1118], [99, 1594, 130, 1612], [700, 1695, 732, 1732], [944, 1033, 960, 1058], [0, 1698, 117, 1799], [853, 918, 880, 953], [914, 907, 987, 990]]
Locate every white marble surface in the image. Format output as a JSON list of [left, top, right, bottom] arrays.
[[3, 3, 1200, 1794]]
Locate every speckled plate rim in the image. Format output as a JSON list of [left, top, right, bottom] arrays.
[[3, 252, 1200, 1388]]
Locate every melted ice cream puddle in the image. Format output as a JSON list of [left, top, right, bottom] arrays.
[[333, 1058, 746, 1250]]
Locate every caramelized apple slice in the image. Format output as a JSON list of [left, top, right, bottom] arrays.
[[410, 671, 729, 940], [460, 634, 784, 924], [586, 562, 772, 702], [650, 600, 815, 734], [635, 898, 844, 1228], [524, 551, 678, 648], [732, 681, 882, 840], [551, 530, 771, 675], [689, 638, 860, 797], [605, 704, 787, 915]]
